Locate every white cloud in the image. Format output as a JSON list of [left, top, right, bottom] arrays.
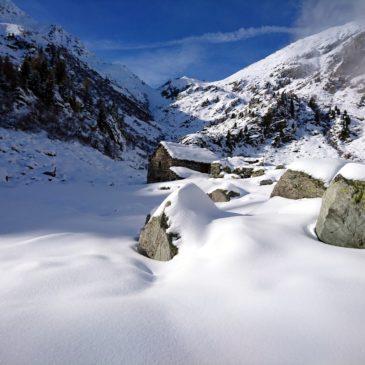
[[295, 0, 365, 37], [90, 26, 298, 51], [114, 45, 204, 87]]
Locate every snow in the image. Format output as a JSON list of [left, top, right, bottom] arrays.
[[153, 183, 223, 250], [1, 5, 365, 363], [336, 162, 365, 182], [0, 0, 160, 107], [161, 141, 218, 163], [158, 21, 365, 163], [215, 156, 258, 169], [0, 128, 146, 186], [288, 158, 347, 185], [0, 0, 33, 26], [207, 181, 247, 196], [2, 152, 365, 364], [169, 166, 206, 179], [0, 22, 23, 35]]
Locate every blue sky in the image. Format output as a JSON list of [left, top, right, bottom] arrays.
[[16, 0, 361, 86]]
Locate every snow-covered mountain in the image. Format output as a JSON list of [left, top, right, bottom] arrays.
[[0, 0, 159, 105], [0, 0, 165, 168], [1, 0, 364, 175], [159, 22, 365, 164]]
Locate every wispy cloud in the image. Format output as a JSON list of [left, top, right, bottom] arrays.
[[295, 0, 365, 37], [89, 25, 299, 51], [114, 45, 204, 87]]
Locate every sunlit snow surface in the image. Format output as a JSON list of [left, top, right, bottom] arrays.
[[1, 131, 365, 364]]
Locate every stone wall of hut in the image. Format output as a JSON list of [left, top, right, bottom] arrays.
[[147, 145, 212, 183]]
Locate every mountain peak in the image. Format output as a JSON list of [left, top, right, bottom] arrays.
[[0, 0, 33, 25]]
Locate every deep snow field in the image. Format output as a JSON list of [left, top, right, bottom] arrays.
[[1, 132, 365, 364]]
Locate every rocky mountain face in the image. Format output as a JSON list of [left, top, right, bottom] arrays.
[[0, 0, 163, 165], [158, 22, 365, 164]]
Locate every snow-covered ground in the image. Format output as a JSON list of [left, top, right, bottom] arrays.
[[1, 135, 365, 364]]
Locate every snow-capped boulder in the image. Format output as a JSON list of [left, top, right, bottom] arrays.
[[271, 159, 346, 199], [208, 189, 240, 203], [251, 169, 265, 177], [138, 183, 221, 261], [210, 157, 262, 179], [207, 182, 246, 202], [138, 201, 179, 261], [271, 170, 326, 199], [316, 163, 365, 248]]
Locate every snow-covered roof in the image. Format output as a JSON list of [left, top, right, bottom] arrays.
[[336, 163, 365, 182], [161, 141, 218, 164]]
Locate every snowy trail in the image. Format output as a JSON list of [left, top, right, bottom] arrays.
[[1, 176, 365, 364]]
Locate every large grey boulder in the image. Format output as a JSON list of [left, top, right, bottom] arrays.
[[316, 175, 365, 248], [138, 202, 179, 261], [271, 169, 326, 199], [208, 189, 240, 202]]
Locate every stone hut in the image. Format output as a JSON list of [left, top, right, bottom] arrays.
[[147, 141, 218, 183]]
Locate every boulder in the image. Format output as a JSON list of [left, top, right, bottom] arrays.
[[208, 189, 240, 202], [316, 174, 365, 248], [211, 162, 223, 178], [138, 202, 179, 261], [234, 167, 254, 178], [251, 169, 265, 177], [211, 158, 257, 179], [260, 179, 274, 186], [271, 169, 326, 199], [138, 183, 221, 261]]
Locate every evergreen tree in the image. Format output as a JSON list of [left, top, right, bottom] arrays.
[[0, 56, 4, 85], [309, 96, 317, 111], [315, 110, 321, 124], [82, 77, 92, 105], [55, 59, 67, 85], [226, 130, 233, 154], [290, 98, 295, 117], [29, 70, 41, 96], [262, 110, 273, 136], [3, 56, 18, 89], [20, 57, 31, 88], [97, 99, 108, 131], [43, 74, 55, 106], [339, 112, 351, 141]]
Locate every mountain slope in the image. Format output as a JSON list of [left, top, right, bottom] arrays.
[[159, 22, 365, 163], [0, 0, 164, 166]]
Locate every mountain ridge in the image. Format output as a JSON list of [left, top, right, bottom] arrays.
[[158, 21, 365, 164], [0, 0, 364, 174]]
